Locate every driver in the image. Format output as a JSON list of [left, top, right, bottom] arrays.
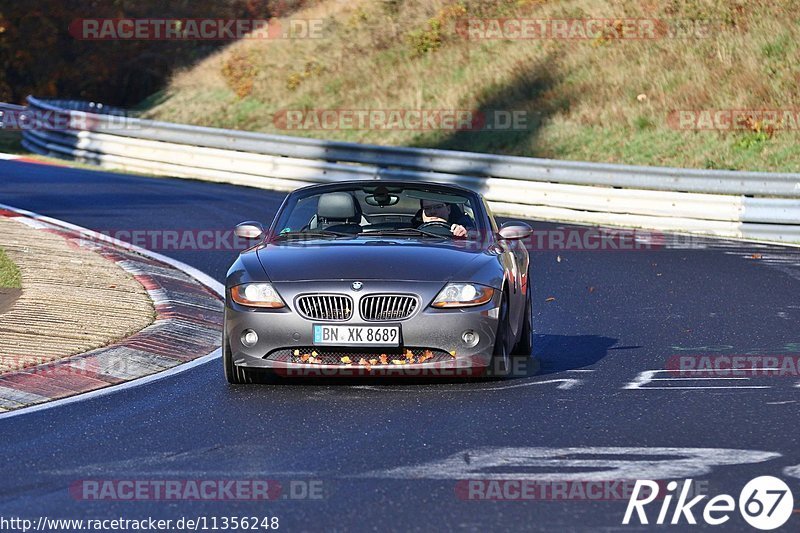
[[419, 199, 474, 237]]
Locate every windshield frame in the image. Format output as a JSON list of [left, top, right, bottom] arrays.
[[267, 181, 491, 242]]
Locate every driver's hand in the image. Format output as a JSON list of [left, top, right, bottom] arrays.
[[450, 224, 467, 237]]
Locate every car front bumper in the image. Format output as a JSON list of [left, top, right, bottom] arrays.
[[225, 280, 501, 377]]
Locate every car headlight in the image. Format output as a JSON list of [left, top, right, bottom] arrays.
[[431, 283, 495, 308], [230, 283, 285, 308]]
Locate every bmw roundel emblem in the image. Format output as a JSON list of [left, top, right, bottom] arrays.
[[351, 281, 363, 291]]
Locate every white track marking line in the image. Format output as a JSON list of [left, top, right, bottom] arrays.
[[352, 378, 582, 392], [359, 447, 782, 481], [624, 369, 774, 390]]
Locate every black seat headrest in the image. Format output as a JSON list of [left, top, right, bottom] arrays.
[[317, 192, 358, 222]]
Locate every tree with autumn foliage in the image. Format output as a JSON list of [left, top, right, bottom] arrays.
[[0, 0, 308, 105]]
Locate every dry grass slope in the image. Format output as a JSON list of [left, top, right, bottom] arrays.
[[142, 0, 800, 172]]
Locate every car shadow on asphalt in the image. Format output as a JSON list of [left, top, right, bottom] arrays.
[[533, 333, 619, 376]]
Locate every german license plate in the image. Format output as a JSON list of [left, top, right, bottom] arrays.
[[313, 324, 400, 346]]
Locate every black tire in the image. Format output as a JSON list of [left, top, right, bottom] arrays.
[[223, 329, 255, 384], [513, 283, 533, 357], [487, 294, 512, 378]]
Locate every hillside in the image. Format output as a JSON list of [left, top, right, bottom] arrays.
[[141, 0, 800, 172]]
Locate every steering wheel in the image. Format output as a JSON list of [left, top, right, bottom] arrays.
[[418, 220, 455, 236]]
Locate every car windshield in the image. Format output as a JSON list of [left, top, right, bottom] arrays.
[[271, 184, 486, 240]]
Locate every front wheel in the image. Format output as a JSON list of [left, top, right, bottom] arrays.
[[513, 281, 533, 356]]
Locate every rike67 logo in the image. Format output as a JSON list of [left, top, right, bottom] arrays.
[[623, 476, 794, 530]]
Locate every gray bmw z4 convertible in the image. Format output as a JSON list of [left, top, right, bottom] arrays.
[[223, 180, 533, 383]]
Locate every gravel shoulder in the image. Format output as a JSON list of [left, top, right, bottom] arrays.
[[0, 216, 155, 373]]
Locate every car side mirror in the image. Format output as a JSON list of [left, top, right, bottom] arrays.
[[235, 221, 265, 240], [498, 221, 532, 240]]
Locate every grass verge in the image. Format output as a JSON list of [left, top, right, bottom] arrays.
[[0, 248, 21, 289], [0, 131, 23, 155]]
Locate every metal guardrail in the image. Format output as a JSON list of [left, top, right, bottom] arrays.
[[0, 102, 26, 128], [12, 97, 800, 243]]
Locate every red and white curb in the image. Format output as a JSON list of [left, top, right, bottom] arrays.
[[0, 204, 224, 419]]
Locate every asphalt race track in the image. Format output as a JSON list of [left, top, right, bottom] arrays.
[[1, 159, 800, 531]]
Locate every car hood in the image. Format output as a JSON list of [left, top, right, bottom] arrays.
[[256, 238, 496, 283]]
